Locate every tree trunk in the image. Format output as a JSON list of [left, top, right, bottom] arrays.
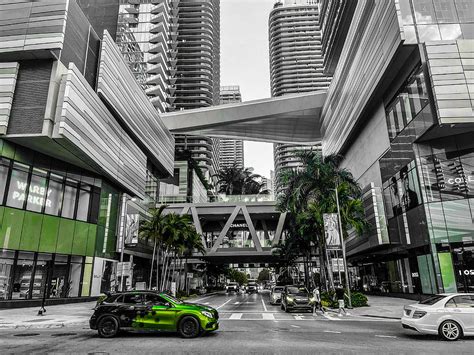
[[149, 239, 156, 290], [161, 250, 169, 291]]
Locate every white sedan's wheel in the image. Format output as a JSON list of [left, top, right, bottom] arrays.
[[439, 320, 462, 341]]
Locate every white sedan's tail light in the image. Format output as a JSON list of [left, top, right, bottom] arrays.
[[412, 310, 427, 319]]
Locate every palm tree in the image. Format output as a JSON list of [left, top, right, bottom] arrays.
[[214, 164, 268, 195], [139, 205, 168, 290], [277, 150, 368, 290]]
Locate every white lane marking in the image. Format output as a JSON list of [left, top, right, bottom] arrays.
[[229, 313, 243, 319], [204, 302, 210, 305], [294, 315, 304, 320], [290, 325, 300, 328], [216, 299, 232, 310], [192, 295, 217, 303], [234, 302, 240, 304], [261, 297, 268, 312], [324, 330, 341, 334], [375, 335, 397, 338], [262, 313, 274, 320]]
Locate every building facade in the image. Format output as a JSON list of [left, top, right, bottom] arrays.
[[0, 1, 174, 304], [116, 0, 220, 176], [218, 86, 244, 170], [321, 0, 474, 295], [269, 0, 331, 194]]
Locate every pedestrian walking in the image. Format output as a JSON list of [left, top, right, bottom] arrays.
[[312, 287, 324, 315], [335, 284, 346, 316]]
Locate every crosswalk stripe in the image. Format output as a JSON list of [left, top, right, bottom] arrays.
[[229, 313, 243, 319], [262, 313, 274, 320]]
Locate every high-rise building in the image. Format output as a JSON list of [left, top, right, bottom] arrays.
[[117, 0, 220, 175], [218, 86, 244, 170], [269, 0, 331, 194], [319, 0, 474, 296]]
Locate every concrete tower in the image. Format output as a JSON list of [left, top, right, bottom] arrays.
[[269, 0, 331, 194]]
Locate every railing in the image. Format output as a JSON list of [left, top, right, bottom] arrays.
[[157, 194, 276, 204]]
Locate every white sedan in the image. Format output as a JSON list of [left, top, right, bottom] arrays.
[[402, 293, 474, 341]]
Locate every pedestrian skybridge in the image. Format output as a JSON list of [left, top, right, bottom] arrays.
[[161, 91, 327, 143], [163, 201, 288, 264]]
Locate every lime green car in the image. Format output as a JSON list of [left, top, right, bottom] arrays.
[[90, 291, 219, 338]]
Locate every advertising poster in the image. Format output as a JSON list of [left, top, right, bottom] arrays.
[[323, 213, 341, 249]]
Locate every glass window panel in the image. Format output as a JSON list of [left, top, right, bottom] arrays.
[[460, 23, 474, 39], [33, 254, 52, 299], [403, 25, 417, 43], [399, 0, 414, 24], [76, 189, 91, 222], [6, 168, 29, 209], [400, 93, 413, 124], [451, 295, 474, 308], [26, 174, 48, 213], [61, 184, 77, 219], [417, 24, 441, 41], [433, 0, 459, 23], [0, 160, 9, 204], [413, 0, 437, 23], [44, 177, 63, 216], [439, 24, 463, 39], [454, 0, 474, 22], [394, 99, 405, 132]]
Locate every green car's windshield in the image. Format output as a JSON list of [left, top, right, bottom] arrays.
[[162, 294, 184, 304]]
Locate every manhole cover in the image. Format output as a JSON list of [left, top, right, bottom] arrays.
[[14, 333, 40, 337], [51, 332, 77, 337]]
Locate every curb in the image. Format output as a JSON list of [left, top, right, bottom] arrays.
[[0, 320, 88, 330]]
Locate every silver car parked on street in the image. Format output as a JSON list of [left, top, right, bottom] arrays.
[[402, 293, 474, 341]]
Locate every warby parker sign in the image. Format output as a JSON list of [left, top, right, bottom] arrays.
[[11, 180, 53, 207]]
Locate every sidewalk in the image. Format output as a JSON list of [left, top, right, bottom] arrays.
[[325, 295, 413, 320], [0, 301, 95, 329]]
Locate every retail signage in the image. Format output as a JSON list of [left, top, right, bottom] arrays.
[[323, 213, 341, 249], [117, 262, 131, 276], [230, 223, 248, 228], [446, 176, 474, 185], [458, 269, 474, 276], [125, 213, 139, 244], [11, 181, 53, 207]]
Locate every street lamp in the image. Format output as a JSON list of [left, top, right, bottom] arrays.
[[120, 195, 137, 292], [335, 184, 352, 309]]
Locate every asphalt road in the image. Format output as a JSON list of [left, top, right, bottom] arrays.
[[0, 291, 472, 354]]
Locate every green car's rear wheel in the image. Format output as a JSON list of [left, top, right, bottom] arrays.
[[178, 316, 201, 338], [98, 316, 119, 338]]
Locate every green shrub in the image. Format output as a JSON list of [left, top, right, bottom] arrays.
[[347, 292, 368, 307]]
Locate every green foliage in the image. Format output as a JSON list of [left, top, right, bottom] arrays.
[[321, 291, 368, 308], [214, 163, 269, 195], [228, 268, 248, 285], [347, 292, 368, 307], [257, 269, 270, 283]]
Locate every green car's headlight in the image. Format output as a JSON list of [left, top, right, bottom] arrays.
[[201, 310, 214, 319], [286, 296, 294, 303]]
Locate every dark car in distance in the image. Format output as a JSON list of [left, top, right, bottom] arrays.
[[90, 291, 219, 338], [281, 285, 315, 313], [246, 283, 258, 294]]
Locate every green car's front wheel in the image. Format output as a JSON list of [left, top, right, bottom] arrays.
[[178, 316, 201, 338]]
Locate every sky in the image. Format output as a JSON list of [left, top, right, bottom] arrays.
[[220, 0, 276, 179]]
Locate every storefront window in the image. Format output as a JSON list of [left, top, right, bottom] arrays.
[[49, 255, 69, 298], [6, 163, 30, 209], [11, 252, 35, 300], [0, 250, 15, 300], [33, 253, 52, 299], [68, 256, 83, 298]]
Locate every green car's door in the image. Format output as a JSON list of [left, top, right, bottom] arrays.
[[144, 293, 178, 331]]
